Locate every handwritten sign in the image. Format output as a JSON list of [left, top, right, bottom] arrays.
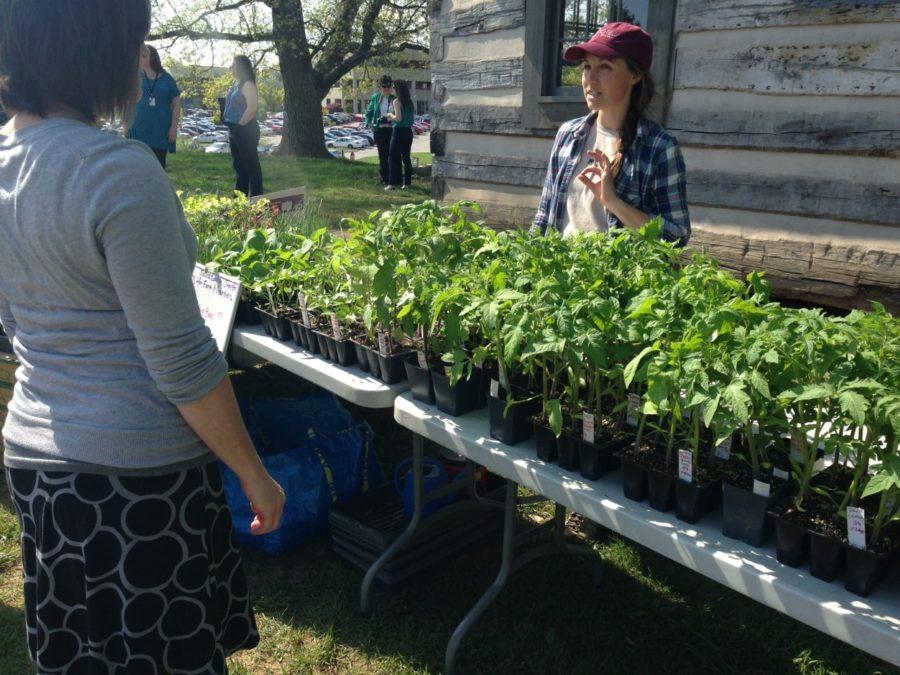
[[752, 479, 771, 498], [417, 350, 428, 369], [299, 294, 311, 328], [627, 393, 641, 426], [331, 314, 343, 341], [715, 436, 732, 461], [192, 264, 241, 353], [250, 185, 306, 214], [773, 467, 790, 481], [490, 379, 500, 398], [678, 449, 693, 483], [377, 332, 389, 356], [847, 506, 866, 550]]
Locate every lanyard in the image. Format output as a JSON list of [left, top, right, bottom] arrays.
[[145, 71, 160, 97]]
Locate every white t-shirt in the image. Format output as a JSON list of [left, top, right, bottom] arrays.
[[559, 123, 620, 237], [378, 96, 392, 126]]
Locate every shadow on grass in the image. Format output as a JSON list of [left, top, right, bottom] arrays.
[[0, 603, 30, 673]]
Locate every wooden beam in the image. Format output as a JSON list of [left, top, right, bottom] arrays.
[[432, 57, 523, 91], [676, 0, 900, 32], [688, 169, 899, 227], [434, 151, 546, 188], [433, 0, 526, 38], [675, 38, 900, 96]]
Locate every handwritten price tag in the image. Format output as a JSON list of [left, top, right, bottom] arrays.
[[490, 379, 500, 398], [330, 315, 342, 341], [417, 350, 427, 369], [715, 436, 732, 460], [627, 393, 640, 426], [377, 332, 388, 356], [582, 412, 595, 444], [498, 365, 509, 389], [773, 467, 790, 481], [678, 449, 693, 483], [752, 479, 771, 498], [790, 432, 806, 464], [847, 506, 866, 550]]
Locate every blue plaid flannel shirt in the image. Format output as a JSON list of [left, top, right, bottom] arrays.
[[531, 113, 691, 246]]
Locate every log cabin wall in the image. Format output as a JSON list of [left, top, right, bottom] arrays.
[[429, 0, 900, 312]]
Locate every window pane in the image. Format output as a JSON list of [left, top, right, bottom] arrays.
[[619, 0, 649, 27], [558, 0, 612, 88]]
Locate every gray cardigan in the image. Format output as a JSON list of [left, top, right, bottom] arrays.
[[0, 118, 225, 473]]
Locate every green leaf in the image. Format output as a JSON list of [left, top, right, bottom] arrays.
[[723, 381, 751, 421], [547, 399, 563, 437], [793, 384, 834, 403], [838, 391, 868, 427], [749, 370, 771, 399], [861, 473, 897, 500], [624, 345, 657, 388]]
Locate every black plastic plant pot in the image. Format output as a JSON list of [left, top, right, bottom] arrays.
[[532, 418, 558, 462], [646, 467, 675, 513], [775, 515, 809, 567], [257, 308, 273, 336], [488, 393, 540, 446], [325, 335, 339, 362], [809, 532, 845, 582], [676, 479, 721, 524], [557, 433, 580, 471], [313, 330, 332, 360], [377, 351, 414, 385], [289, 319, 305, 349], [580, 434, 631, 480], [353, 341, 370, 372], [404, 360, 435, 404], [845, 545, 895, 597], [302, 326, 318, 354], [722, 481, 777, 547], [621, 456, 647, 502], [333, 338, 357, 367], [432, 370, 480, 416], [271, 316, 292, 342], [364, 346, 381, 376], [476, 363, 497, 410], [236, 298, 261, 326]]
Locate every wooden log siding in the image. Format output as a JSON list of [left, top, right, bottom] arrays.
[[434, 151, 547, 187], [432, 57, 524, 92], [667, 97, 900, 156], [432, 0, 525, 40], [676, 0, 900, 32], [674, 40, 900, 97], [688, 169, 900, 227]]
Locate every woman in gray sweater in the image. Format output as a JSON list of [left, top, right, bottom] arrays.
[[0, 2, 284, 672]]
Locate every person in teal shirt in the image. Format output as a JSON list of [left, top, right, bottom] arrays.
[[385, 80, 415, 190], [364, 75, 395, 184], [127, 44, 181, 169]]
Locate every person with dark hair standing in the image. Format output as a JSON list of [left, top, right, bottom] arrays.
[[0, 1, 284, 672], [126, 43, 181, 169], [364, 74, 395, 184], [224, 55, 264, 197], [385, 79, 415, 191], [531, 23, 690, 246]]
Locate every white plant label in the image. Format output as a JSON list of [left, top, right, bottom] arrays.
[[498, 364, 509, 389], [714, 436, 732, 461], [299, 293, 310, 328], [752, 479, 771, 498], [582, 412, 595, 444], [377, 332, 388, 356], [773, 467, 790, 481], [417, 350, 427, 369], [490, 379, 500, 398], [678, 449, 693, 483], [627, 393, 640, 426], [330, 315, 342, 341], [790, 432, 806, 464], [847, 506, 866, 550]]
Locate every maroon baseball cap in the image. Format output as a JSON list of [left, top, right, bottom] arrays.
[[563, 22, 653, 73]]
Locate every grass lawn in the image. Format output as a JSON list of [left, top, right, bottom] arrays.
[[358, 152, 433, 166], [0, 153, 896, 674], [167, 148, 431, 228]]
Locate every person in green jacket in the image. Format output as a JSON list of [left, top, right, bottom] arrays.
[[364, 75, 395, 184]]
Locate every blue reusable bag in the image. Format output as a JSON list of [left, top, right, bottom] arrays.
[[220, 395, 383, 555]]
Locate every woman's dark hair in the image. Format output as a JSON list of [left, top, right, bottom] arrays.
[[0, 0, 151, 122], [379, 74, 393, 88], [393, 80, 413, 112], [146, 45, 166, 76], [612, 57, 655, 177], [233, 56, 256, 85]]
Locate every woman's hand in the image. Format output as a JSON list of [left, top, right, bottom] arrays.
[[168, 127, 177, 144], [240, 467, 286, 535], [577, 150, 618, 208]]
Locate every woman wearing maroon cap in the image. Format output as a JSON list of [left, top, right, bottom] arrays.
[[531, 22, 690, 246]]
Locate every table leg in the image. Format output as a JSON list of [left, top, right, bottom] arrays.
[[360, 433, 425, 616], [445, 479, 518, 674]]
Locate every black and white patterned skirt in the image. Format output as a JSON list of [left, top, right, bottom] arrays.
[[6, 462, 259, 674]]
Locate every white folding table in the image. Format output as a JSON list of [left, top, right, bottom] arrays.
[[394, 392, 900, 673]]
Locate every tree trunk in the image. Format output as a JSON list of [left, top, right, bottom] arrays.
[[271, 1, 331, 158]]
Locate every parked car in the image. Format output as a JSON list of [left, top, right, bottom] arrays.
[[205, 141, 230, 154], [327, 136, 367, 149]]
